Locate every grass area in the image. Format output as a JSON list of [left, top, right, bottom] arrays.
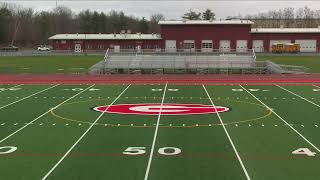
[[256, 55, 320, 73], [0, 56, 102, 74], [0, 55, 319, 74], [0, 84, 320, 179]]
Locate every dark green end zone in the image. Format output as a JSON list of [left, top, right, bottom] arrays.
[[0, 83, 320, 180]]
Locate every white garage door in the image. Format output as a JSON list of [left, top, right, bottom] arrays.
[[269, 40, 291, 51], [295, 40, 317, 52], [220, 40, 230, 52], [236, 40, 248, 52], [165, 40, 176, 52], [253, 40, 264, 52]]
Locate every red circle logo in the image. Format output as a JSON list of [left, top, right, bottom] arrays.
[[93, 104, 230, 115]]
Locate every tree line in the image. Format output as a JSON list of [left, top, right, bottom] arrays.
[[244, 6, 320, 28], [1, 2, 320, 47], [0, 3, 165, 47]]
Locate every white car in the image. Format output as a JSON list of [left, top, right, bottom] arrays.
[[37, 46, 50, 51]]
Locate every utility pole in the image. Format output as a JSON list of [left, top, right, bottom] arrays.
[[11, 21, 20, 46]]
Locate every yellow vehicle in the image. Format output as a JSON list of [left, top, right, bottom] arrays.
[[271, 43, 300, 53], [271, 43, 284, 53]]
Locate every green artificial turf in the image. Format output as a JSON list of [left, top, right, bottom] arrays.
[[0, 84, 320, 179]]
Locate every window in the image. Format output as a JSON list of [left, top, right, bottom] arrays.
[[183, 43, 195, 49], [202, 43, 212, 49], [183, 40, 195, 49]]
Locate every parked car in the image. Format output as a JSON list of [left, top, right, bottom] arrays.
[[1, 45, 19, 51], [37, 46, 50, 51]]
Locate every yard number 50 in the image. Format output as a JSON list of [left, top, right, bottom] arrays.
[[123, 147, 181, 156]]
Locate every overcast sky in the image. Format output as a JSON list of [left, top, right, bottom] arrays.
[[3, 1, 320, 19]]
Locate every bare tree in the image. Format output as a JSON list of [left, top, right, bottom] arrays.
[[149, 13, 165, 33]]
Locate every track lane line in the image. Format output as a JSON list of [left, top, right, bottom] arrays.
[[0, 84, 95, 144], [144, 82, 167, 180], [41, 84, 131, 180], [240, 85, 320, 153], [275, 84, 320, 108], [203, 85, 251, 180], [0, 84, 60, 110]]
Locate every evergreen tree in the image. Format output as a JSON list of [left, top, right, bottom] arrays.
[[182, 9, 201, 20], [202, 9, 215, 20]]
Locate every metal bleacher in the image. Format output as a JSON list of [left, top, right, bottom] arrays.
[[88, 49, 307, 74]]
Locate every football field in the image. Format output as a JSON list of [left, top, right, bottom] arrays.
[[1, 83, 320, 180]]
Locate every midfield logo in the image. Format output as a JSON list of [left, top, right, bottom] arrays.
[[93, 104, 230, 115]]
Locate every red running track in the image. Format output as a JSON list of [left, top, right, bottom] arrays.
[[1, 74, 320, 85]]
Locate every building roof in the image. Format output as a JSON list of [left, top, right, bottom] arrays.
[[158, 20, 254, 25], [48, 33, 161, 40], [251, 28, 320, 33]]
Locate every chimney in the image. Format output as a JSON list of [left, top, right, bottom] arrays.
[[280, 25, 284, 29], [127, 29, 131, 34]]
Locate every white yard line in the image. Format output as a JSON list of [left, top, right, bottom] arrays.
[[0, 84, 59, 110], [41, 84, 131, 180], [0, 84, 95, 144], [275, 84, 320, 108], [0, 84, 23, 91], [312, 84, 320, 89], [203, 85, 251, 180], [240, 85, 320, 153], [144, 82, 168, 180]]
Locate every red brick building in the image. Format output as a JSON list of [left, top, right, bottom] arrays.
[[49, 19, 320, 53]]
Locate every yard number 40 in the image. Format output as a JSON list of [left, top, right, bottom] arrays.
[[123, 147, 181, 156]]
